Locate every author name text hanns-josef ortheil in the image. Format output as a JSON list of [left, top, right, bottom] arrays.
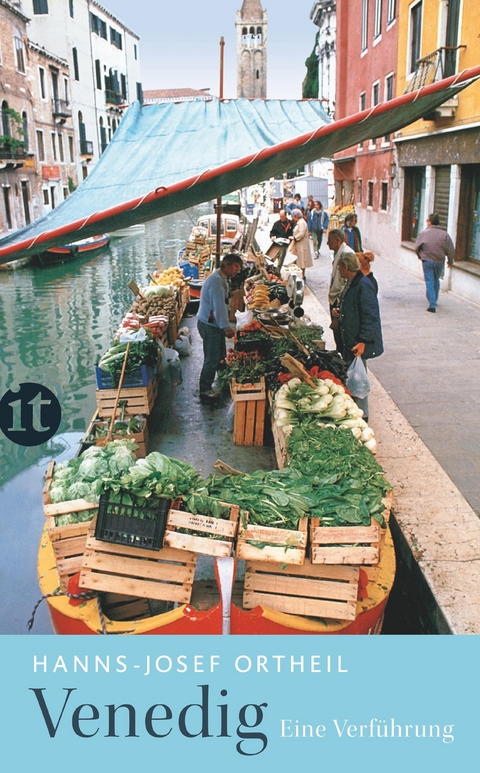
[[31, 652, 348, 675]]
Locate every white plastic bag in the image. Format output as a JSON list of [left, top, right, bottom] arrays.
[[345, 357, 370, 399], [160, 346, 183, 386], [174, 334, 192, 357], [235, 309, 253, 330]]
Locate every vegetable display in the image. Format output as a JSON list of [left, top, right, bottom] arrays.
[[48, 440, 138, 524], [102, 452, 202, 501], [98, 337, 159, 386], [273, 376, 377, 451]]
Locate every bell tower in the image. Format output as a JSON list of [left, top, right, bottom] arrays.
[[236, 0, 267, 98]]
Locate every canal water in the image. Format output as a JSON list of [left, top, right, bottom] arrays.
[[0, 204, 213, 634]]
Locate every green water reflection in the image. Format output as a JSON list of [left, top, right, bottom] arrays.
[[0, 205, 208, 487]]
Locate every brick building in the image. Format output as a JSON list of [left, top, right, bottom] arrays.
[[0, 0, 38, 233], [334, 0, 399, 250]]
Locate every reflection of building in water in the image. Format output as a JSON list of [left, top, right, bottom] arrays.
[[236, 1, 267, 98]]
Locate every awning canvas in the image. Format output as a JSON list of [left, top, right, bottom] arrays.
[[0, 67, 479, 263]]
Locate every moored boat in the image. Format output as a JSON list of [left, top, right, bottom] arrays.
[[33, 233, 110, 264]]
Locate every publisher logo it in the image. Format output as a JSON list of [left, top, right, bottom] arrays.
[[0, 383, 61, 446]]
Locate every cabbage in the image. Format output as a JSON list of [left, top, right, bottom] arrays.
[[78, 456, 109, 481]]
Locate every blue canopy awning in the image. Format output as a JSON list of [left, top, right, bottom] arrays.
[[0, 67, 479, 263]]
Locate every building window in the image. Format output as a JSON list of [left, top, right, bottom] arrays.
[[387, 0, 396, 24], [3, 187, 13, 229], [402, 166, 426, 240], [72, 47, 79, 80], [64, 78, 69, 102], [69, 0, 74, 18], [14, 30, 25, 73], [361, 0, 369, 51], [82, 166, 88, 180], [368, 181, 374, 208], [58, 133, 64, 162], [120, 73, 127, 100], [21, 180, 31, 225], [385, 73, 394, 101], [360, 92, 366, 111], [50, 186, 56, 209], [136, 82, 143, 102], [39, 67, 46, 98], [22, 111, 28, 150], [43, 189, 49, 205], [134, 44, 137, 60], [444, 0, 461, 77], [409, 1, 423, 74], [358, 179, 363, 205], [380, 182, 389, 211], [68, 135, 74, 162], [374, 0, 382, 38], [36, 129, 45, 161], [95, 59, 102, 90], [372, 81, 380, 106], [91, 13, 107, 39], [51, 132, 57, 161], [33, 0, 49, 13], [110, 28, 123, 49]]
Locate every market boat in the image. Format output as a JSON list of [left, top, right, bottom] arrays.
[[37, 526, 395, 635], [33, 233, 110, 264]]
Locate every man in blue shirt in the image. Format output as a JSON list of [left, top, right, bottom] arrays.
[[307, 200, 329, 257], [197, 253, 243, 401]]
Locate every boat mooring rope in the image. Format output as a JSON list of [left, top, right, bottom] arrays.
[[27, 589, 109, 635]]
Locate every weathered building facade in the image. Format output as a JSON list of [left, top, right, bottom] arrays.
[[0, 0, 39, 233], [310, 1, 336, 117], [394, 0, 480, 302], [334, 0, 399, 251], [27, 40, 78, 216], [236, 0, 267, 98], [27, 0, 141, 182]]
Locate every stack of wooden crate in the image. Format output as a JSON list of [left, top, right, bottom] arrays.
[[230, 378, 266, 446]]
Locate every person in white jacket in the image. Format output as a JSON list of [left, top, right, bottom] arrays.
[[327, 228, 356, 350]]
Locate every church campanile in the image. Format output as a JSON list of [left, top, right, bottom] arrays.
[[236, 1, 267, 98]]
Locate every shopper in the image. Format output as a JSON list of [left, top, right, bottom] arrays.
[[307, 200, 329, 258], [286, 193, 305, 216], [288, 208, 312, 280], [342, 213, 363, 251], [197, 253, 243, 401], [327, 228, 356, 350], [333, 252, 384, 421], [415, 213, 455, 312], [356, 251, 378, 294]]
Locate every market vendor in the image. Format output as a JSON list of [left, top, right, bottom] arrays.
[[197, 253, 243, 402], [269, 209, 294, 241]]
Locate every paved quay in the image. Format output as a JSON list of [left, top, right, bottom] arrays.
[[255, 219, 480, 634]]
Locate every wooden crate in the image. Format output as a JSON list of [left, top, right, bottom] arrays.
[[236, 516, 308, 566], [84, 412, 148, 458], [231, 378, 266, 446], [309, 517, 381, 565], [79, 521, 197, 603], [43, 462, 97, 591], [271, 416, 288, 469], [163, 503, 239, 558], [95, 379, 157, 418], [243, 558, 360, 622]]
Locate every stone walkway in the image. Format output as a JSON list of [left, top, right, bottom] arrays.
[[256, 219, 480, 633]]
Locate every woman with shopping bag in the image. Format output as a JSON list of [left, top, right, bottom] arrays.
[[331, 253, 383, 422]]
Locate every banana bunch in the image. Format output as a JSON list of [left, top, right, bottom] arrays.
[[251, 284, 271, 308], [152, 267, 186, 288]]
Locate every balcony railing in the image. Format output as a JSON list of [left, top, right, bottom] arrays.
[[52, 98, 72, 118], [405, 46, 466, 94], [79, 140, 94, 156], [105, 89, 123, 105], [0, 144, 27, 161]]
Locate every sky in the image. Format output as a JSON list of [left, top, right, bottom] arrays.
[[103, 0, 318, 100]]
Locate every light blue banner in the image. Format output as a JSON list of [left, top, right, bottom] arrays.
[[0, 635, 477, 771]]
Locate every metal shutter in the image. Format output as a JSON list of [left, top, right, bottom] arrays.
[[433, 166, 451, 228]]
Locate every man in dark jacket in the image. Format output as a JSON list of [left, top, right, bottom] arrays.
[[270, 209, 294, 240], [332, 252, 383, 420]]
